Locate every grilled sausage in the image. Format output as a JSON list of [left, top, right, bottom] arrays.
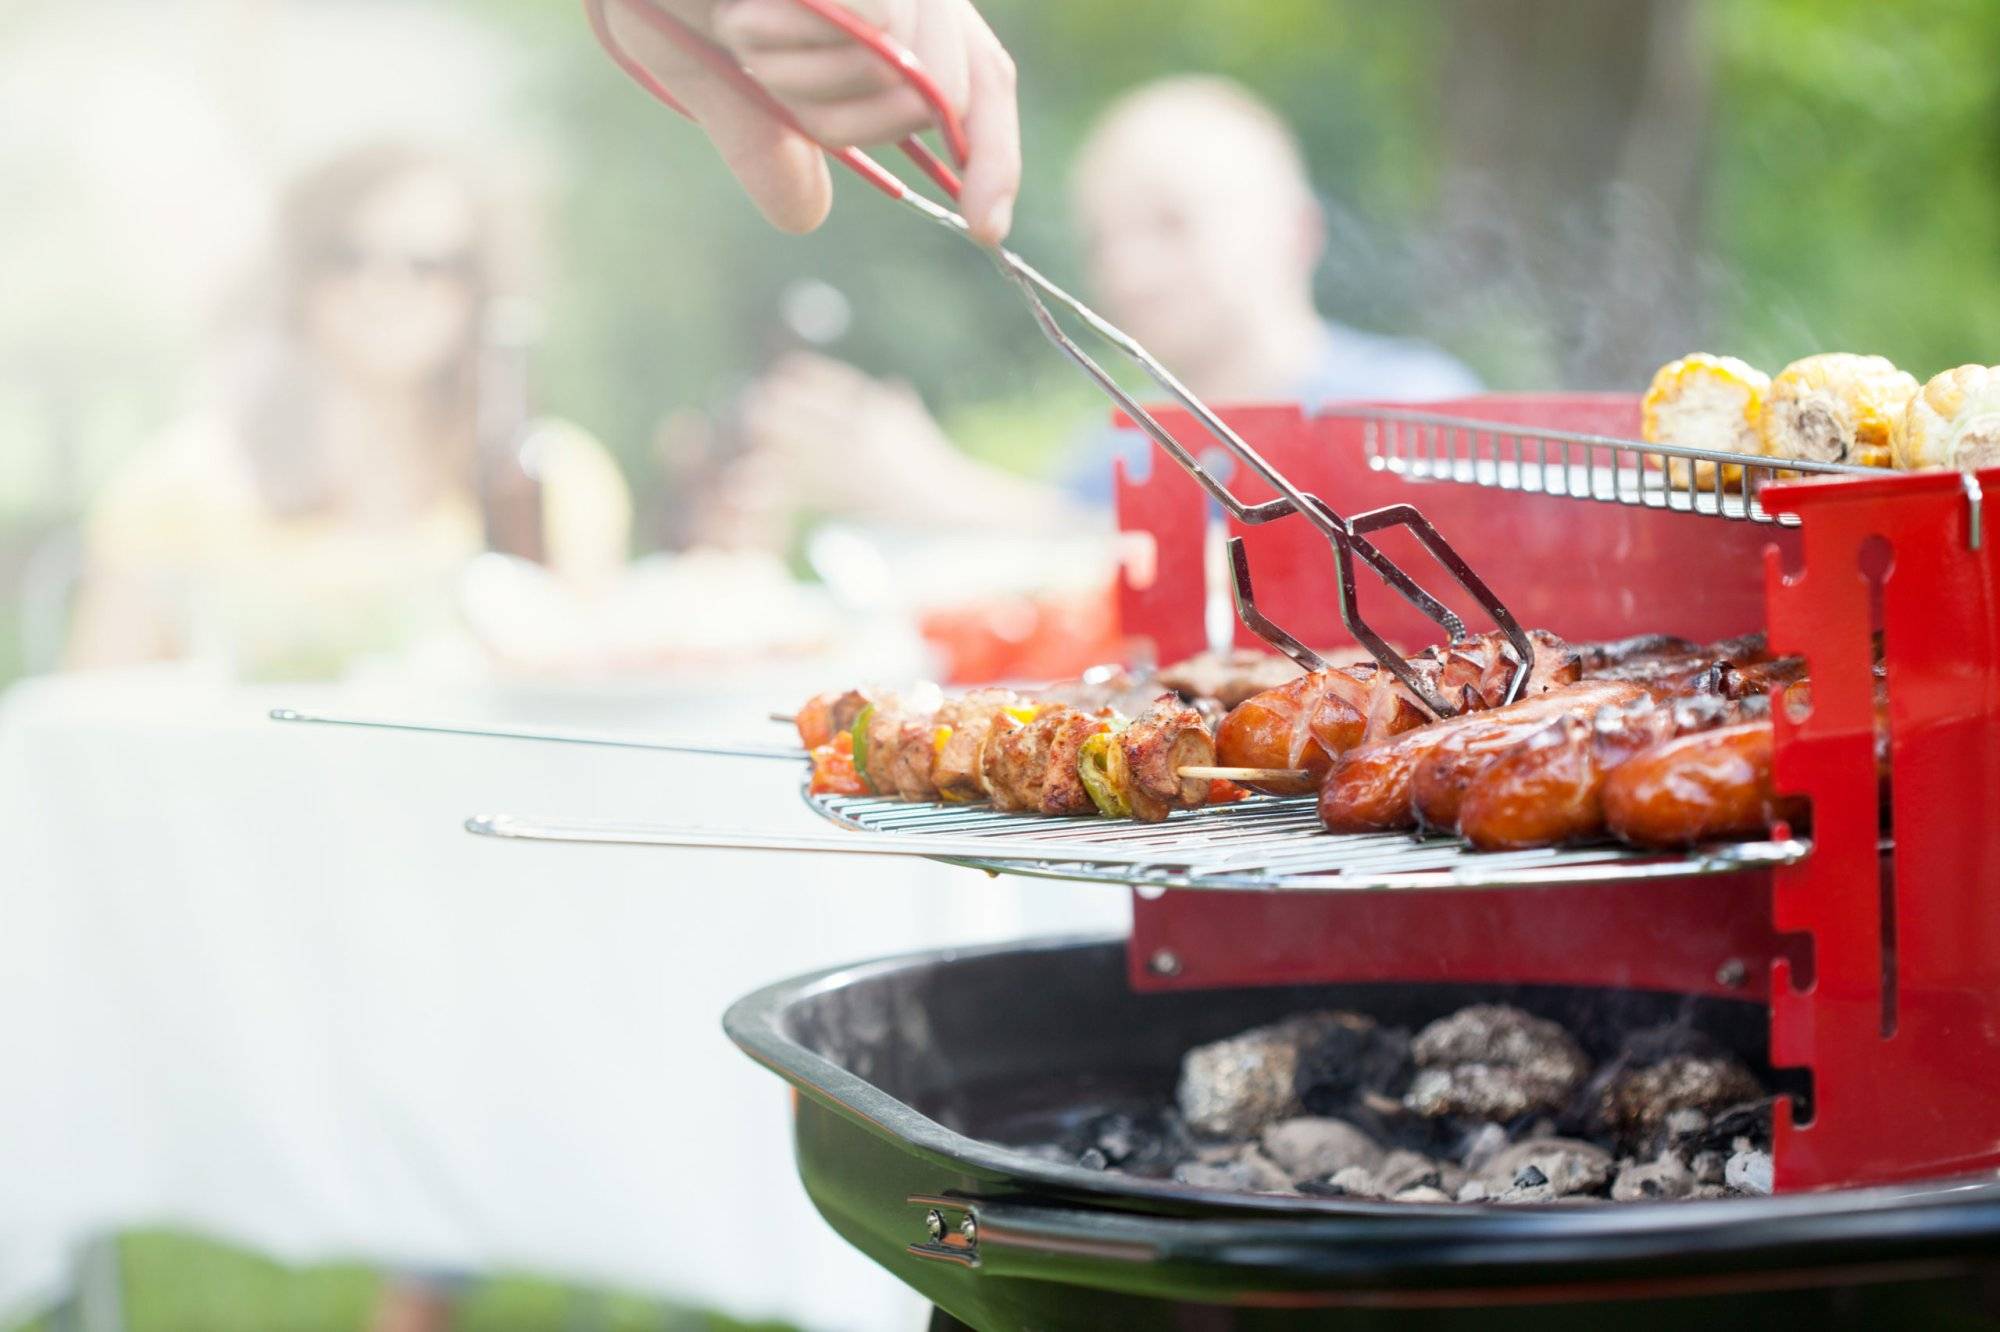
[[1215, 630, 1582, 797], [1456, 694, 1756, 850], [1601, 720, 1809, 847], [1408, 680, 1654, 831], [1320, 680, 1647, 834]]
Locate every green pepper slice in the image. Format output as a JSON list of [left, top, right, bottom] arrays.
[[850, 703, 876, 794], [1077, 730, 1131, 819]]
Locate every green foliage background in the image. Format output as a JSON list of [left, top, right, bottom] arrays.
[[475, 0, 2000, 492]]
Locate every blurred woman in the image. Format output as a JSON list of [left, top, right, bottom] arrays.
[[66, 143, 630, 678]]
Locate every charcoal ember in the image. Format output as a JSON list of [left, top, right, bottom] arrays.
[[1259, 1117, 1383, 1184], [1323, 1165, 1383, 1198], [1293, 1013, 1412, 1116], [1725, 1147, 1774, 1195], [1458, 1122, 1511, 1174], [1172, 1145, 1292, 1194], [1375, 1149, 1468, 1199], [1480, 1138, 1613, 1197], [1611, 1152, 1695, 1201], [1405, 1005, 1590, 1121], [1670, 1099, 1776, 1160], [1178, 1012, 1371, 1139], [1599, 1055, 1765, 1144], [1062, 1109, 1192, 1176]]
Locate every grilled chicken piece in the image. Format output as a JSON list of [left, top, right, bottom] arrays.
[[886, 715, 942, 801], [1040, 709, 1114, 816], [931, 689, 1023, 802], [985, 709, 1057, 812], [1120, 695, 1217, 822], [862, 705, 906, 797]]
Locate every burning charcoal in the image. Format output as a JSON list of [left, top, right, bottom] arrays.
[[1480, 1138, 1613, 1198], [1405, 1006, 1590, 1121], [1663, 1108, 1709, 1140], [1259, 1117, 1383, 1184], [1670, 1099, 1776, 1161], [1611, 1153, 1695, 1201], [1293, 1013, 1413, 1116], [1458, 1122, 1511, 1174], [1178, 1012, 1366, 1139], [1599, 1055, 1765, 1144], [1172, 1145, 1293, 1194], [1375, 1149, 1468, 1199], [1725, 1148, 1774, 1195], [1324, 1165, 1383, 1198]]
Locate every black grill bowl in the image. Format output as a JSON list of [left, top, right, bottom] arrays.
[[723, 936, 2000, 1331]]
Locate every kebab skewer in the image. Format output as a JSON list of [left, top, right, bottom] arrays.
[[794, 684, 1247, 823]]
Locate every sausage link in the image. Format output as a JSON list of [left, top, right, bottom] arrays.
[[1600, 720, 1809, 847]]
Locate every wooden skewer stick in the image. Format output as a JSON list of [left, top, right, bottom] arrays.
[[1177, 765, 1312, 784]]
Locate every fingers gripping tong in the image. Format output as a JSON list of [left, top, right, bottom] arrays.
[[585, 0, 1534, 717]]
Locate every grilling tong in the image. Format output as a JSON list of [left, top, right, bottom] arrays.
[[582, 0, 1534, 717]]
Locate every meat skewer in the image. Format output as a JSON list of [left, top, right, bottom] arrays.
[[795, 685, 1238, 823]]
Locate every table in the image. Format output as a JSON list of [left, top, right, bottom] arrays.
[[0, 665, 1130, 1329]]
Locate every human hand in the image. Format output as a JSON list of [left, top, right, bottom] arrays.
[[737, 351, 962, 519], [599, 0, 1020, 242]]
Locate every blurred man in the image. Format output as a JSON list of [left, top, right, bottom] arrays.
[[738, 75, 1480, 513], [1064, 75, 1479, 498]]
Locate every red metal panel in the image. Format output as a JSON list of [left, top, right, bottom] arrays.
[[1116, 395, 2000, 1193], [1763, 467, 2000, 1191], [1126, 878, 1776, 1002], [1111, 438, 1210, 668]]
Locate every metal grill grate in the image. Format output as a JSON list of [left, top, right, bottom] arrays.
[[804, 789, 1809, 892], [1347, 406, 1886, 528]]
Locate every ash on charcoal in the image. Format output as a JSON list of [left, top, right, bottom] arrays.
[[1726, 1148, 1774, 1195], [1172, 1145, 1292, 1194], [1612, 1152, 1696, 1201], [1293, 1013, 1412, 1117], [1599, 1055, 1765, 1146], [1395, 1186, 1455, 1203], [1376, 1149, 1467, 1199], [1480, 1138, 1613, 1198], [1459, 1122, 1511, 1174], [1670, 1099, 1776, 1160], [1405, 1006, 1591, 1121], [1259, 1117, 1383, 1184], [1178, 1011, 1373, 1139]]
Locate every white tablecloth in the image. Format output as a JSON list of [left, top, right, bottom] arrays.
[[0, 666, 1129, 1329]]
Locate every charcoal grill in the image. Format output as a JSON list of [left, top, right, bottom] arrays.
[[725, 936, 2000, 1331], [441, 393, 2000, 1326]]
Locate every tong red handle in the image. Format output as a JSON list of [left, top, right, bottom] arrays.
[[583, 0, 972, 204]]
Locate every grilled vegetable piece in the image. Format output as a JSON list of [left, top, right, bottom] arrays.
[[1760, 353, 1916, 468], [1120, 694, 1217, 822], [1456, 693, 1760, 851], [1602, 720, 1809, 847], [1320, 680, 1647, 834], [1894, 363, 2000, 471], [806, 730, 866, 797], [1642, 353, 1769, 489], [796, 687, 879, 750], [1039, 708, 1115, 816], [1077, 730, 1131, 818]]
